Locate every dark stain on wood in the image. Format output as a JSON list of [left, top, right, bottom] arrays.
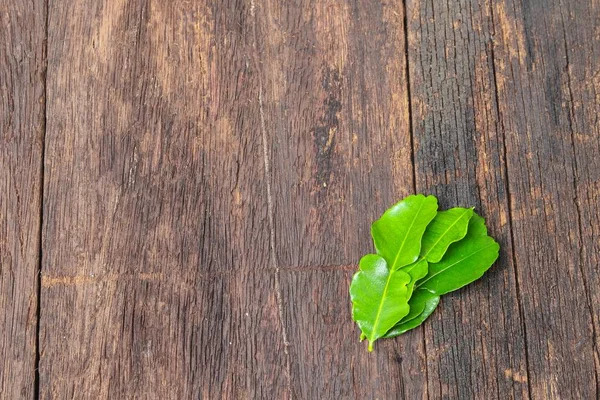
[[313, 66, 342, 189], [1, 0, 599, 398]]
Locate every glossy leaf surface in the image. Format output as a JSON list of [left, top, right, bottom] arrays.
[[371, 195, 438, 270], [359, 258, 427, 343], [349, 254, 411, 351], [401, 258, 428, 300], [350, 195, 500, 350], [417, 214, 499, 295], [383, 289, 440, 338], [420, 207, 473, 263]]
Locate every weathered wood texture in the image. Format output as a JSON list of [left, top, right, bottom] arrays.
[[41, 1, 287, 398], [493, 0, 600, 397], [0, 0, 45, 398], [1, 0, 599, 398], [407, 0, 530, 398], [254, 1, 424, 398]]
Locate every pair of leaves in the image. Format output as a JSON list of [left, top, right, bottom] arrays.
[[349, 195, 500, 351]]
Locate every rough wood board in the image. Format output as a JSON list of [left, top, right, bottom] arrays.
[[493, 0, 599, 397], [254, 0, 426, 398], [1, 0, 597, 398], [0, 0, 45, 397], [406, 0, 530, 398], [40, 1, 287, 398]]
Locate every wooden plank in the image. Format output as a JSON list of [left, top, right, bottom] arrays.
[[405, 0, 530, 398], [41, 0, 288, 397], [0, 0, 46, 397], [560, 1, 600, 394], [253, 0, 425, 397], [492, 0, 600, 397]]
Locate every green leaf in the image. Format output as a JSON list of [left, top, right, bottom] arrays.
[[402, 258, 428, 299], [420, 207, 474, 263], [350, 254, 412, 351], [371, 194, 438, 270], [383, 289, 440, 338], [417, 213, 499, 295], [357, 258, 427, 343], [350, 196, 500, 349]]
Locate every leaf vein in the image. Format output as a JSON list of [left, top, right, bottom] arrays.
[[390, 200, 425, 270], [416, 242, 498, 288], [422, 208, 472, 259]]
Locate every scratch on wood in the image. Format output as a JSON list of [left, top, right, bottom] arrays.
[[42, 272, 165, 288], [257, 86, 292, 391], [280, 264, 355, 273], [250, 0, 293, 398], [250, 1, 293, 397], [41, 264, 358, 288]]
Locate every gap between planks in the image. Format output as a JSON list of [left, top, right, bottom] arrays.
[[487, 2, 533, 398], [400, 0, 428, 397], [34, 0, 51, 398]]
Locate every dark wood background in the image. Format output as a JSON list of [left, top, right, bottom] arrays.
[[1, 0, 598, 398]]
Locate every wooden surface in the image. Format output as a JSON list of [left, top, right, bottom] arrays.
[[0, 0, 45, 398], [1, 0, 598, 398]]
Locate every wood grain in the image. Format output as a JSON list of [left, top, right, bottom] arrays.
[[492, 0, 599, 397], [0, 0, 45, 397], [406, 0, 530, 398], [0, 0, 597, 398], [41, 1, 287, 398], [254, 0, 426, 398]]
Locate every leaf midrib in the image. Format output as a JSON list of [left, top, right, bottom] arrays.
[[416, 242, 497, 289], [390, 200, 425, 270], [421, 208, 472, 260], [369, 200, 425, 346]]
